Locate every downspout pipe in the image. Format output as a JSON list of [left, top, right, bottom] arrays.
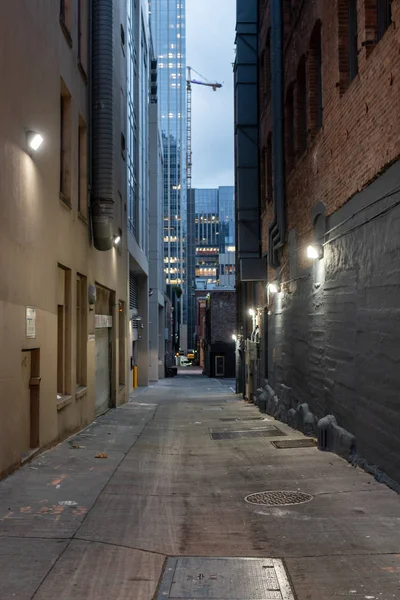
[[91, 0, 114, 251], [268, 0, 286, 268]]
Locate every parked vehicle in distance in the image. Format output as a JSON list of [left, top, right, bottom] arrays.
[[180, 357, 192, 367]]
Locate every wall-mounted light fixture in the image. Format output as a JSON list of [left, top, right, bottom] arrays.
[[232, 334, 237, 341], [268, 282, 279, 294], [26, 130, 44, 152], [307, 244, 323, 260], [113, 235, 121, 246], [248, 308, 255, 317]]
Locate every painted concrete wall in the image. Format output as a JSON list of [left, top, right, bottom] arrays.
[[268, 162, 400, 483], [0, 1, 128, 476]]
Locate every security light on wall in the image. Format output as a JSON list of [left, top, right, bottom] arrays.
[[232, 334, 237, 341], [26, 130, 44, 152], [268, 282, 279, 294], [113, 235, 121, 246], [248, 308, 255, 317], [307, 244, 324, 260]]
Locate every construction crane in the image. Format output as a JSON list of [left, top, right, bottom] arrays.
[[186, 67, 222, 191]]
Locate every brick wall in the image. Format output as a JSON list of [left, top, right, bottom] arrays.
[[210, 291, 236, 345], [260, 0, 400, 269]]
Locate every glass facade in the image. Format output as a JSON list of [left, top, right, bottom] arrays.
[[187, 186, 235, 344], [149, 0, 187, 295], [128, 0, 150, 254], [218, 186, 235, 253]]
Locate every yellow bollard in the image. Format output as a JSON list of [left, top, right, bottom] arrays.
[[133, 365, 138, 389]]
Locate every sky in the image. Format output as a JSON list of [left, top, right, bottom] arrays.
[[186, 0, 236, 189]]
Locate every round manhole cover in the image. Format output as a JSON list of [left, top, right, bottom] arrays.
[[245, 490, 313, 506]]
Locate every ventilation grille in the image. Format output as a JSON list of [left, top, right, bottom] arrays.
[[129, 271, 139, 330]]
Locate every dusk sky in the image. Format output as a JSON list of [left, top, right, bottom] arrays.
[[186, 0, 236, 189]]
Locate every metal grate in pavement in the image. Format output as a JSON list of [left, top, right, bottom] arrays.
[[272, 439, 316, 449], [245, 490, 313, 506], [157, 557, 295, 600], [210, 427, 285, 441], [220, 417, 267, 422]]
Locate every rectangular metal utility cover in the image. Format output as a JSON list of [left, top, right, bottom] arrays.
[[272, 439, 316, 449], [157, 557, 295, 600], [210, 427, 285, 440]]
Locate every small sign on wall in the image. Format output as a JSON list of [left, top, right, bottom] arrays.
[[95, 314, 113, 329], [26, 307, 36, 338]]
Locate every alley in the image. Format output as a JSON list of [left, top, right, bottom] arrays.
[[0, 374, 399, 600]]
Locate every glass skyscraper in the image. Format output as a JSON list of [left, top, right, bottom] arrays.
[[187, 186, 236, 346], [149, 0, 187, 331]]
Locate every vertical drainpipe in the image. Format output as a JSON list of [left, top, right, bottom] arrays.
[[88, 0, 93, 246], [91, 0, 114, 251], [268, 0, 285, 268]]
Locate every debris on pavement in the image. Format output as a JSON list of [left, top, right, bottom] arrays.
[[58, 501, 78, 507], [95, 452, 108, 459]]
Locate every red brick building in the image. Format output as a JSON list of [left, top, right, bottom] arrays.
[[245, 0, 400, 484]]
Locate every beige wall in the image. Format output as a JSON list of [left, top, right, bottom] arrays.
[[0, 1, 128, 476]]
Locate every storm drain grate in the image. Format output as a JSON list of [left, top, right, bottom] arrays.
[[272, 439, 316, 449], [210, 427, 285, 440], [220, 417, 267, 422], [245, 490, 313, 506]]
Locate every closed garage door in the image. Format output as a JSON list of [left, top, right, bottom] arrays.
[[95, 328, 110, 416]]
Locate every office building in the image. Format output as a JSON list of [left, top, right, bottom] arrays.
[[149, 0, 187, 350], [187, 186, 235, 349], [236, 0, 400, 483], [0, 0, 128, 476]]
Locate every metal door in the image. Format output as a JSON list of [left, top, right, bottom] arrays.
[[95, 328, 110, 416], [21, 351, 32, 456], [215, 355, 225, 377]]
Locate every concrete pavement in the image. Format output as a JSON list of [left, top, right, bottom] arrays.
[[0, 374, 399, 599]]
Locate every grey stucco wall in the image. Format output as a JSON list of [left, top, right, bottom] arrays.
[[268, 161, 400, 483]]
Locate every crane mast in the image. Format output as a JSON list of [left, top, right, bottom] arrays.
[[186, 66, 222, 193]]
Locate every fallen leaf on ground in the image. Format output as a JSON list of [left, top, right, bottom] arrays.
[[95, 452, 108, 459]]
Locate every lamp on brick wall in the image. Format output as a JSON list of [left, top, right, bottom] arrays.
[[268, 282, 280, 294], [307, 244, 324, 260]]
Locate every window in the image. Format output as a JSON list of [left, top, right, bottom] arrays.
[[265, 29, 271, 105], [266, 133, 273, 204], [78, 117, 88, 218], [76, 274, 87, 387], [57, 265, 71, 397], [296, 56, 307, 157], [60, 0, 72, 46], [260, 147, 266, 211], [78, 0, 88, 73], [285, 84, 295, 172], [363, 1, 392, 55], [348, 0, 359, 80], [308, 21, 323, 135], [377, 0, 392, 41], [338, 0, 358, 92], [259, 52, 266, 110], [60, 82, 71, 204], [119, 301, 126, 387]]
